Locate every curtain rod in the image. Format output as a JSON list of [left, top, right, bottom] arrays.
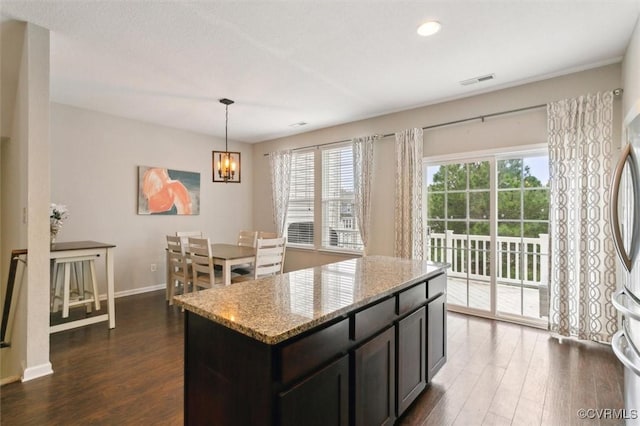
[[264, 88, 623, 156]]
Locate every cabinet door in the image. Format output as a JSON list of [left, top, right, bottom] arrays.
[[278, 355, 349, 426], [397, 307, 426, 415], [354, 327, 396, 426], [427, 293, 447, 382]]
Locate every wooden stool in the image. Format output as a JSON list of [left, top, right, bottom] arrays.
[[51, 255, 101, 318]]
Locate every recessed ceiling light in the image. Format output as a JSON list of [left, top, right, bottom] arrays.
[[417, 21, 441, 37]]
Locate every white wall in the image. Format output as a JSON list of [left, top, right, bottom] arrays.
[[0, 22, 52, 383], [51, 103, 254, 295], [253, 64, 622, 270], [0, 20, 27, 385]]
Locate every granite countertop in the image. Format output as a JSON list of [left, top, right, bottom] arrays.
[[174, 255, 447, 345]]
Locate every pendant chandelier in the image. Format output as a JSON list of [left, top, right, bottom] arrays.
[[217, 98, 237, 182]]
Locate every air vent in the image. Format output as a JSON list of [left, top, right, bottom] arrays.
[[460, 74, 495, 86], [289, 121, 308, 128]]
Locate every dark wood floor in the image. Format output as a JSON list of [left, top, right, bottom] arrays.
[[0, 290, 624, 425]]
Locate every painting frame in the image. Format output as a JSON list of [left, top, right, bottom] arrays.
[[212, 151, 241, 183], [138, 166, 201, 215]]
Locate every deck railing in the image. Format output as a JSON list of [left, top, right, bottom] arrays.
[[427, 231, 549, 288]]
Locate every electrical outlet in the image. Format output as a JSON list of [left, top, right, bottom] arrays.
[[150, 263, 157, 272]]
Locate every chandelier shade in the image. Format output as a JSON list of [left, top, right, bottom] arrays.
[[213, 98, 241, 183]]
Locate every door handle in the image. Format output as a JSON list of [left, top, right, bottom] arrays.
[[610, 143, 640, 272]]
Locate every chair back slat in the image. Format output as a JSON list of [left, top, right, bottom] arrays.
[[176, 231, 203, 237], [254, 237, 286, 279], [167, 235, 188, 271], [237, 230, 258, 248], [256, 264, 282, 276], [166, 235, 192, 304], [187, 237, 220, 289], [176, 231, 203, 251], [167, 235, 183, 253], [168, 250, 188, 273]]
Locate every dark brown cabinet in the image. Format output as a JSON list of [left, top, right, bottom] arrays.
[[427, 292, 447, 382], [396, 306, 427, 415], [353, 326, 396, 426], [279, 355, 349, 426], [183, 270, 447, 426]]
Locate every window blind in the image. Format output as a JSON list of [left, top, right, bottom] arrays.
[[321, 145, 363, 251], [285, 150, 314, 246]]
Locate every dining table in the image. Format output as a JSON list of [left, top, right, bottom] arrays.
[[210, 243, 256, 285], [166, 242, 256, 288]]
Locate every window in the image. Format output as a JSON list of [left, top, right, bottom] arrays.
[[322, 145, 363, 251], [285, 150, 314, 246], [284, 144, 363, 252]]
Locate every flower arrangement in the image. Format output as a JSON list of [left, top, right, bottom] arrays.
[[50, 203, 69, 244]]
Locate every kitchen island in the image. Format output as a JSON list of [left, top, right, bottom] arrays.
[[174, 255, 448, 426]]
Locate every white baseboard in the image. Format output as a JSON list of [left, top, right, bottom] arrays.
[[113, 283, 165, 298], [94, 283, 166, 301], [22, 362, 53, 382]]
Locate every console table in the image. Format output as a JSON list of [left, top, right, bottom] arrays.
[[1, 241, 116, 348], [49, 241, 116, 333]]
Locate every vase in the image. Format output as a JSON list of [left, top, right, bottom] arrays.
[[50, 222, 61, 247]]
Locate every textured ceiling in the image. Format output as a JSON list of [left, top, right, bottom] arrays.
[[2, 1, 640, 143]]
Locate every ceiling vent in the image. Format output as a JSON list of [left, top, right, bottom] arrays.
[[460, 74, 495, 86], [289, 121, 308, 128]]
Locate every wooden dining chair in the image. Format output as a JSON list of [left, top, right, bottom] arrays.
[[232, 230, 259, 275], [233, 237, 286, 283], [166, 235, 192, 304], [188, 237, 223, 290], [237, 230, 258, 248]]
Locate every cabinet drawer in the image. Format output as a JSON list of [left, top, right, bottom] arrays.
[[427, 273, 446, 300], [280, 318, 350, 384], [398, 282, 427, 316], [351, 297, 396, 341]]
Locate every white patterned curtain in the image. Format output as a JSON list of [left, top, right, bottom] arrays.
[[547, 91, 617, 343], [268, 150, 292, 237], [353, 135, 378, 255], [395, 128, 424, 259]]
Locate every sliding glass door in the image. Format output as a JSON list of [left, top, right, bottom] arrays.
[[425, 160, 492, 313], [496, 156, 549, 321], [425, 150, 549, 325]]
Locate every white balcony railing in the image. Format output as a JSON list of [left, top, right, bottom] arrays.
[[426, 231, 549, 288]]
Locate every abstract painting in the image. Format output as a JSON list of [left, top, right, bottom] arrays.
[[138, 166, 200, 215]]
